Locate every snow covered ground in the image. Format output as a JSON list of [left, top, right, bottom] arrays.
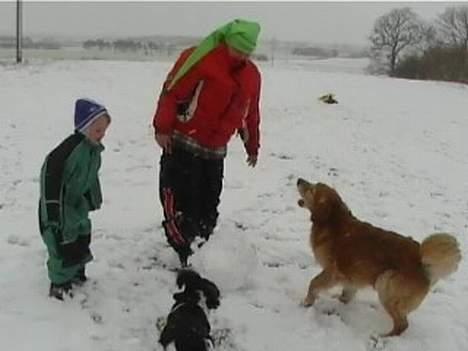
[[0, 58, 467, 351]]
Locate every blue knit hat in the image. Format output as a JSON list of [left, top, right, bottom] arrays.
[[74, 98, 109, 132]]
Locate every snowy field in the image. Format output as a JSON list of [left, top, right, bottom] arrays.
[[0, 58, 467, 351]]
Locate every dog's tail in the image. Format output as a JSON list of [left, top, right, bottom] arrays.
[[420, 233, 461, 285]]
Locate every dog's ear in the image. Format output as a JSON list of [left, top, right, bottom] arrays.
[[200, 278, 221, 309], [176, 269, 202, 290], [173, 291, 187, 303], [311, 195, 335, 223]]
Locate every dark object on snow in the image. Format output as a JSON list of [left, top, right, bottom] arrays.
[[159, 269, 221, 351], [319, 93, 338, 104]]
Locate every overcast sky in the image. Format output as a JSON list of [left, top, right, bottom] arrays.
[[0, 1, 460, 45]]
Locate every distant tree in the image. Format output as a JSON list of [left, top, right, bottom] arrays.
[[83, 40, 94, 50], [393, 54, 424, 79], [292, 47, 338, 58], [0, 36, 32, 48], [34, 40, 61, 50], [147, 41, 160, 51], [113, 39, 142, 52], [369, 7, 425, 75], [83, 39, 111, 50], [419, 24, 438, 51], [437, 6, 468, 51], [395, 46, 468, 82]]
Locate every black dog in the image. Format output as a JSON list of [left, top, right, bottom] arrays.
[[159, 269, 221, 351]]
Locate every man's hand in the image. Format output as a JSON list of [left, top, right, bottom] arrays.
[[246, 154, 257, 167], [155, 133, 172, 153], [238, 128, 249, 143]]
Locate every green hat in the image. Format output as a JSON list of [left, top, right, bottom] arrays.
[[225, 19, 261, 54], [167, 18, 261, 91]]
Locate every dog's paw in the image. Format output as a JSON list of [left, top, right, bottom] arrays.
[[301, 297, 315, 307], [338, 296, 351, 304], [367, 333, 388, 351], [338, 292, 354, 304]]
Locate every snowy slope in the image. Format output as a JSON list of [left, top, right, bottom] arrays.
[[0, 59, 467, 351]]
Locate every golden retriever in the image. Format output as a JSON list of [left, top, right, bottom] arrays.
[[296, 178, 461, 336]]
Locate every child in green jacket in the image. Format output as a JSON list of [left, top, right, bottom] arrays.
[[39, 98, 111, 300]]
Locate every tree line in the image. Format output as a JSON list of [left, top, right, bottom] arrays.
[[83, 39, 161, 54], [0, 36, 60, 50], [369, 6, 468, 82]]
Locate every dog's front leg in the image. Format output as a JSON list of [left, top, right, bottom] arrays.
[[303, 270, 336, 307], [338, 286, 357, 304]]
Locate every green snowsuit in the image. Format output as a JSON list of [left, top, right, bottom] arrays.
[[39, 132, 104, 284]]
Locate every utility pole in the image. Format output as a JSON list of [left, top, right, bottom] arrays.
[[16, 0, 23, 63]]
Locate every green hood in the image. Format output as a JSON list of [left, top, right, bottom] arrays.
[[167, 19, 261, 91]]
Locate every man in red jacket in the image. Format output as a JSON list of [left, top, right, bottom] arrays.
[[153, 19, 262, 266]]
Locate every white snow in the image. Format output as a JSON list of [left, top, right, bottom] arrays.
[[0, 58, 467, 351]]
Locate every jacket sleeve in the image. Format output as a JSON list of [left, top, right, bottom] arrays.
[[211, 91, 248, 145], [213, 65, 262, 148], [152, 50, 202, 134], [243, 70, 261, 156], [84, 176, 102, 211]]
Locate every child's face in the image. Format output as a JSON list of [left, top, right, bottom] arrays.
[[85, 115, 110, 144]]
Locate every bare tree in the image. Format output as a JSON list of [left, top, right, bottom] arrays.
[[369, 8, 424, 75], [437, 6, 468, 51], [419, 24, 438, 51]]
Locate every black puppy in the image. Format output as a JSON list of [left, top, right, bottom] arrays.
[[159, 269, 221, 351]]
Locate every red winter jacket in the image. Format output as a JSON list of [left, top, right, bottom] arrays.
[[153, 44, 261, 156]]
